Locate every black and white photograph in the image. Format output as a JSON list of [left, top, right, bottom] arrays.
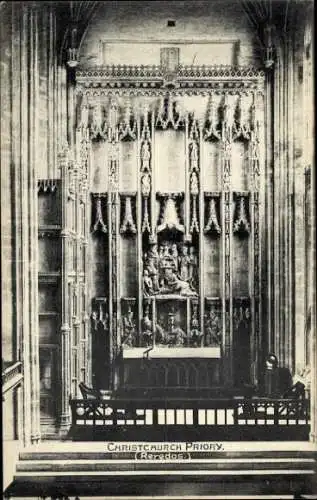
[[1, 0, 316, 498]]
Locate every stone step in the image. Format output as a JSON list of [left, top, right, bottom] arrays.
[[6, 442, 316, 498], [19, 450, 317, 461], [17, 440, 316, 458], [6, 473, 317, 498], [16, 457, 316, 473]]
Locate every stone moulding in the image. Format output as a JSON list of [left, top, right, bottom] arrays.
[[2, 361, 23, 397], [76, 65, 265, 79], [75, 65, 265, 95]]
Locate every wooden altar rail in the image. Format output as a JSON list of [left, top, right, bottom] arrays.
[[69, 398, 310, 441]]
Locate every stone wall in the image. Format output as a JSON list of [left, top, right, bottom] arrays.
[[79, 0, 260, 67], [0, 1, 68, 444], [1, 2, 14, 362]]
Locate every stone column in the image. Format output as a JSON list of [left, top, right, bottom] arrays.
[[264, 69, 274, 355], [285, 35, 295, 372], [108, 101, 120, 390], [272, 36, 296, 373], [310, 310, 317, 443], [59, 148, 72, 432], [221, 95, 233, 386], [307, 24, 316, 446], [293, 28, 307, 377], [0, 2, 14, 362], [29, 2, 41, 443], [12, 2, 41, 445], [309, 140, 316, 442]]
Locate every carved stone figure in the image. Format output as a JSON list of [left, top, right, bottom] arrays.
[[178, 245, 190, 282], [148, 243, 159, 266], [190, 142, 199, 171], [141, 173, 151, 196], [190, 171, 199, 194], [173, 327, 186, 346], [91, 104, 104, 137], [144, 244, 160, 293], [142, 310, 153, 346], [190, 328, 203, 347], [188, 246, 198, 288], [205, 310, 221, 346], [160, 265, 196, 296], [158, 245, 165, 267], [190, 321, 203, 347], [157, 243, 174, 281], [163, 244, 170, 258], [122, 307, 136, 347], [155, 321, 167, 344], [141, 141, 151, 171], [170, 243, 178, 270], [80, 102, 89, 129], [148, 265, 160, 293], [143, 269, 154, 297], [167, 313, 186, 346]]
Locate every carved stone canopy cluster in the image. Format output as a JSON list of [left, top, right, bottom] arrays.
[[38, 179, 58, 194], [76, 92, 263, 144]]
